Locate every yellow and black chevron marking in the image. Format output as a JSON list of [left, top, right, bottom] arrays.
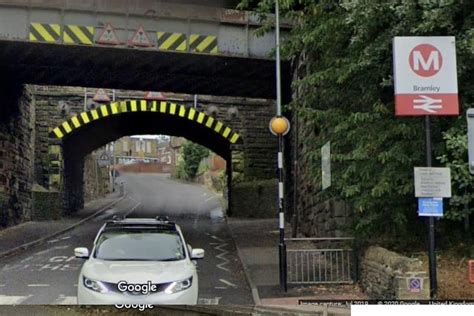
[[189, 34, 218, 54], [50, 100, 241, 144], [63, 25, 94, 45], [156, 32, 187, 51], [29, 23, 61, 42]]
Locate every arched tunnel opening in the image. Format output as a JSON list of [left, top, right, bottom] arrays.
[[54, 100, 242, 216]]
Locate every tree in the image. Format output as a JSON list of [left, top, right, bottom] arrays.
[[239, 0, 474, 242], [182, 142, 209, 180]]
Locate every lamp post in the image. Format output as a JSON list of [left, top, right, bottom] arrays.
[[271, 0, 290, 292]]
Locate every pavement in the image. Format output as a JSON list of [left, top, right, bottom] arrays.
[[0, 192, 124, 259], [227, 218, 365, 312]]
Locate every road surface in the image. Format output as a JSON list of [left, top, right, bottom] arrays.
[[0, 173, 253, 305]]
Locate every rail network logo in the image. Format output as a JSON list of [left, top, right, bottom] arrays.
[[409, 44, 443, 77], [393, 36, 458, 116]]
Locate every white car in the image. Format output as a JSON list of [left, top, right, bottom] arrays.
[[74, 217, 204, 305]]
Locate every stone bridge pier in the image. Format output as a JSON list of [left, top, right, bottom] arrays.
[[35, 87, 278, 217]]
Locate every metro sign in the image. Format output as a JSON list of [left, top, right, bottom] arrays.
[[393, 37, 458, 116]]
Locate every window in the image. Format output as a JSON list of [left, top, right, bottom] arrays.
[[146, 141, 151, 153], [94, 230, 185, 261]]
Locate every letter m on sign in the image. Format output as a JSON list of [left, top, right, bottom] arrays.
[[413, 51, 439, 71], [409, 43, 443, 77]]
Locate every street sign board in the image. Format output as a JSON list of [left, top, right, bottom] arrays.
[[467, 109, 474, 174], [93, 88, 111, 102], [321, 141, 331, 190], [393, 36, 458, 116], [418, 197, 443, 217], [408, 278, 423, 293], [98, 151, 112, 167], [414, 167, 451, 198]]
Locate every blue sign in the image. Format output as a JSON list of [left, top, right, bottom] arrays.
[[418, 197, 443, 217], [408, 278, 422, 293]]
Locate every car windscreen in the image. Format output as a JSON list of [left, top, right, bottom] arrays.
[[94, 229, 186, 261]]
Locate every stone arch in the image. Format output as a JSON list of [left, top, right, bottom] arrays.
[[50, 100, 243, 214]]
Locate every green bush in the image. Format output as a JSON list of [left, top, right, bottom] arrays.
[[182, 141, 209, 180]]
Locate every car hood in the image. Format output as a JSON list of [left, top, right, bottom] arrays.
[[81, 259, 195, 284]]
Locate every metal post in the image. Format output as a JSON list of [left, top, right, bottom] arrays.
[[194, 94, 198, 109], [111, 89, 116, 193], [83, 87, 87, 111], [425, 115, 437, 298], [275, 0, 286, 292], [275, 0, 282, 117], [278, 135, 287, 292]]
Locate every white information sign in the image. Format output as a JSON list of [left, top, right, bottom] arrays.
[[321, 141, 331, 190], [414, 167, 451, 198]]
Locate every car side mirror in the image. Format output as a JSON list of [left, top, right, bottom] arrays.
[[191, 248, 204, 260], [74, 247, 90, 259]]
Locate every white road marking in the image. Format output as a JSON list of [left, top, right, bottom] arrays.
[[54, 295, 77, 305], [0, 295, 32, 304], [53, 245, 70, 250], [205, 195, 218, 202], [124, 201, 141, 217], [0, 284, 6, 287], [128, 196, 140, 203], [34, 248, 54, 255], [210, 235, 224, 241], [20, 256, 34, 263], [27, 284, 50, 287], [73, 284, 78, 287], [47, 239, 60, 243], [60, 236, 71, 240], [215, 242, 230, 272], [219, 279, 237, 288], [198, 297, 221, 305], [214, 286, 227, 290]]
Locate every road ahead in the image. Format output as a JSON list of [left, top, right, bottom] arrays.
[[0, 173, 253, 305]]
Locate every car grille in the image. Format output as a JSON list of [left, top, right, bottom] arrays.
[[102, 281, 172, 296]]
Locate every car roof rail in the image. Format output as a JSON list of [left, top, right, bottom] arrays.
[[155, 216, 169, 222], [112, 215, 125, 221]]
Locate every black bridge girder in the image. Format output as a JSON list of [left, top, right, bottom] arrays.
[[0, 40, 292, 102]]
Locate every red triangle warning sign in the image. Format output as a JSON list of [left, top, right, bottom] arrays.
[[93, 89, 111, 102], [144, 91, 167, 100], [129, 26, 153, 47], [96, 23, 121, 45]]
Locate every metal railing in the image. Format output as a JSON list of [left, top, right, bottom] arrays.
[[285, 238, 355, 285]]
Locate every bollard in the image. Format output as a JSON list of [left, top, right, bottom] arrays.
[[469, 260, 474, 284], [119, 182, 124, 197]]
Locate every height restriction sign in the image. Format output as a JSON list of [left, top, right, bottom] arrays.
[[393, 36, 458, 116]]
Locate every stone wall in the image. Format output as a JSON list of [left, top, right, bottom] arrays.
[[230, 179, 277, 218], [83, 153, 110, 204], [31, 184, 61, 220], [34, 86, 85, 188], [360, 246, 430, 299], [33, 86, 277, 215], [115, 162, 172, 174], [0, 85, 35, 227], [287, 110, 353, 237]]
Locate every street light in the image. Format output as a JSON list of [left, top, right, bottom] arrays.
[[271, 0, 290, 293]]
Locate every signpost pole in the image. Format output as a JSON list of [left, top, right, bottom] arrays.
[[424, 115, 437, 298]]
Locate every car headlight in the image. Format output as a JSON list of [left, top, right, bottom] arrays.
[[83, 276, 109, 294], [164, 277, 193, 294]]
